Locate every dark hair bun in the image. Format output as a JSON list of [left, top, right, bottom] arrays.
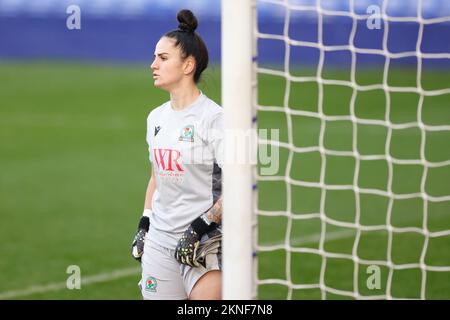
[[177, 9, 198, 33]]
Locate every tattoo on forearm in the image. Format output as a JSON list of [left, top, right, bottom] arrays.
[[206, 198, 222, 224]]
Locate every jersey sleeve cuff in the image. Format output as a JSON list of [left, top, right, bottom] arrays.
[[143, 208, 153, 218]]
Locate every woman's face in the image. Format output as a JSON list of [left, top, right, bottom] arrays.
[[150, 37, 188, 91]]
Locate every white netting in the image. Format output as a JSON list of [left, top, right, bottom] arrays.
[[253, 0, 450, 299]]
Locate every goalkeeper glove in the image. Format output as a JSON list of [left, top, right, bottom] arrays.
[[175, 213, 216, 267], [131, 210, 151, 262]]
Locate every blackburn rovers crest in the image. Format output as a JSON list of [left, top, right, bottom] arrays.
[[179, 125, 194, 142], [145, 276, 157, 292]]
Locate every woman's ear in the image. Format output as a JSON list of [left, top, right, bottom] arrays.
[[183, 56, 196, 75]]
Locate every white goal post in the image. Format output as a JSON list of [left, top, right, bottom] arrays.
[[222, 0, 256, 300]]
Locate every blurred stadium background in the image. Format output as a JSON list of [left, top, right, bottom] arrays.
[[0, 0, 448, 299]]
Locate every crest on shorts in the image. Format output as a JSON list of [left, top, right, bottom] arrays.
[[179, 125, 194, 142], [145, 276, 157, 292]]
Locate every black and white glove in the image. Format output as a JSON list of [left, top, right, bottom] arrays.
[[175, 214, 216, 267], [131, 214, 150, 262]]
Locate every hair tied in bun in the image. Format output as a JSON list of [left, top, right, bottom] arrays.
[[163, 9, 208, 83], [177, 9, 197, 33]]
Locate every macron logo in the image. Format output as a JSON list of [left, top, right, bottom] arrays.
[[154, 126, 161, 136]]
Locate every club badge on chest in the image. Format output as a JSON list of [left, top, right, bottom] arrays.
[[179, 125, 195, 142]]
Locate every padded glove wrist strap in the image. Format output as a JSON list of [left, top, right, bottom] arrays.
[[138, 216, 150, 232], [191, 215, 212, 236]]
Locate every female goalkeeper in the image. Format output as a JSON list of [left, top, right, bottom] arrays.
[[130, 9, 223, 300]]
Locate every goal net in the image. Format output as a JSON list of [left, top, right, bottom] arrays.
[[246, 0, 450, 300]]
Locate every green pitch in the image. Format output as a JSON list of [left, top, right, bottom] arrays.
[[0, 61, 448, 299]]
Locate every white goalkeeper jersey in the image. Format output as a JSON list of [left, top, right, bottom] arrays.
[[146, 93, 223, 249]]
